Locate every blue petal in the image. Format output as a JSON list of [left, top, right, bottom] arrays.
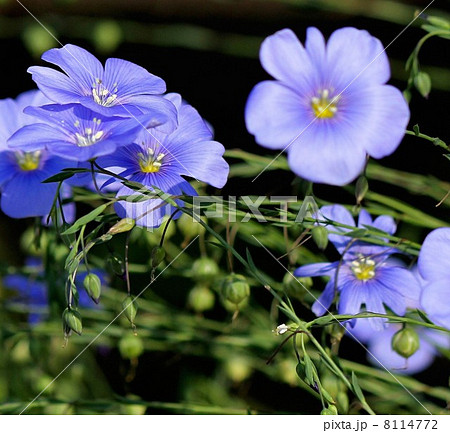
[[169, 140, 229, 188], [305, 27, 326, 77], [0, 99, 21, 144], [104, 57, 166, 97], [374, 266, 421, 315], [8, 123, 66, 152], [355, 85, 410, 159], [371, 215, 396, 235], [259, 28, 316, 92], [41, 44, 104, 94], [287, 117, 367, 185], [28, 66, 84, 104], [1, 171, 59, 218], [325, 27, 390, 90], [245, 81, 311, 149], [418, 227, 450, 282], [357, 209, 372, 228], [319, 205, 355, 253], [338, 280, 365, 316], [312, 278, 337, 316], [294, 261, 337, 277], [0, 151, 18, 186], [420, 279, 450, 329]]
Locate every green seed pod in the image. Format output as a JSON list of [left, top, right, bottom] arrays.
[[392, 327, 420, 359], [282, 272, 312, 300], [177, 213, 206, 238], [312, 226, 329, 250], [321, 405, 338, 415], [118, 334, 144, 360], [221, 274, 250, 306], [188, 285, 215, 313], [414, 71, 431, 99], [108, 218, 135, 235], [355, 175, 369, 205], [62, 307, 82, 336], [122, 295, 138, 325], [192, 257, 219, 282], [336, 391, 349, 414], [150, 246, 165, 268], [106, 253, 125, 276], [427, 16, 450, 30], [83, 273, 102, 304]]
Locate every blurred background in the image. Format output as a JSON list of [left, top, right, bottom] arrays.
[[0, 0, 449, 414]]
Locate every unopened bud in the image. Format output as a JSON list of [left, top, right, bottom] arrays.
[[119, 334, 144, 359], [321, 405, 338, 415], [188, 285, 215, 313], [150, 246, 165, 268], [107, 253, 125, 276], [355, 175, 369, 205], [427, 16, 450, 30], [392, 327, 420, 359], [83, 273, 102, 303], [414, 71, 431, 99], [122, 295, 138, 326], [312, 226, 329, 250], [221, 274, 250, 306], [108, 218, 135, 235], [62, 307, 82, 336], [192, 257, 219, 282]]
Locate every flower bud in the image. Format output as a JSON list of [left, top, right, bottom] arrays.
[[392, 327, 420, 359], [321, 405, 338, 415], [119, 334, 144, 359], [414, 71, 431, 99], [62, 307, 82, 336], [192, 257, 219, 282], [336, 391, 349, 414], [178, 213, 206, 238], [150, 246, 165, 268], [83, 273, 102, 304], [107, 253, 125, 276], [188, 285, 215, 313], [122, 295, 138, 326], [355, 175, 369, 205], [312, 226, 328, 250], [221, 274, 250, 306], [108, 218, 135, 235]]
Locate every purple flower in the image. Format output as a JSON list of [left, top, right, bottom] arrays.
[[418, 228, 450, 329], [0, 90, 74, 218], [28, 44, 177, 127], [245, 27, 410, 185], [8, 103, 157, 162], [350, 318, 449, 375], [97, 93, 229, 228], [294, 205, 420, 329]]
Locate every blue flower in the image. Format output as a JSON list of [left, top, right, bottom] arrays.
[[350, 318, 449, 375], [418, 227, 450, 330], [0, 90, 74, 218], [294, 205, 420, 329], [245, 28, 410, 185], [97, 93, 229, 228], [28, 44, 177, 127], [8, 103, 158, 162]]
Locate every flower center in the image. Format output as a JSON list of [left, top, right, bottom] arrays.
[[16, 151, 41, 171], [137, 148, 165, 173], [92, 78, 118, 107], [311, 89, 339, 119], [74, 118, 104, 147], [351, 255, 376, 281]]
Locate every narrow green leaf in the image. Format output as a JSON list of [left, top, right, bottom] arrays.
[[351, 371, 366, 403], [42, 171, 75, 183], [62, 203, 109, 235]]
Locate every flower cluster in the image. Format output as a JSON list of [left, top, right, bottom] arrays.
[[2, 44, 229, 226]]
